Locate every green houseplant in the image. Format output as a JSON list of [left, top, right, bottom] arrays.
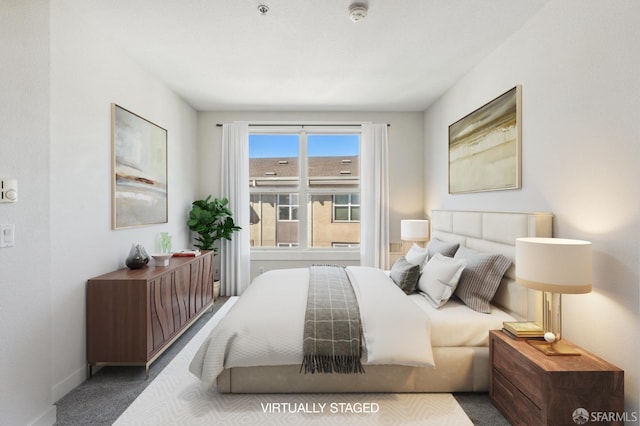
[[187, 195, 241, 253]]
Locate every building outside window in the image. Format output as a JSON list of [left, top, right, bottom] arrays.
[[249, 129, 360, 249]]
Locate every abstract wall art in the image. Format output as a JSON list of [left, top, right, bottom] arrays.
[[112, 104, 168, 229], [449, 85, 522, 194]]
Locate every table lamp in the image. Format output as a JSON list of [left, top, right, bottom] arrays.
[[401, 220, 429, 247], [515, 237, 592, 356]]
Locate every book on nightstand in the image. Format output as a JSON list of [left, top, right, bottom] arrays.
[[501, 327, 546, 341], [502, 321, 545, 339]]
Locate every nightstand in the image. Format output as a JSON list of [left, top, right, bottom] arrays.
[[489, 330, 624, 426]]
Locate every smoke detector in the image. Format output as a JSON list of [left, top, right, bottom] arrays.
[[257, 5, 269, 15], [348, 3, 368, 22]]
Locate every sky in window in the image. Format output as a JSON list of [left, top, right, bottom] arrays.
[[249, 134, 359, 158]]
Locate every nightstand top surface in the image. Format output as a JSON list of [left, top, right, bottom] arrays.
[[490, 329, 622, 373]]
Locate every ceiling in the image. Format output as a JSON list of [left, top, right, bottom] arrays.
[[61, 0, 549, 112]]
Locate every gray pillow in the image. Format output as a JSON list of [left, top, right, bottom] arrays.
[[405, 243, 429, 272], [453, 246, 512, 313], [389, 256, 421, 294], [427, 239, 460, 258]]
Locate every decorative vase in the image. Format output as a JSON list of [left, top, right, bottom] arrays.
[[159, 232, 172, 254], [126, 243, 150, 269]]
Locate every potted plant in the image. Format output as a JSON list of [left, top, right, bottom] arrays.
[[187, 195, 241, 253]]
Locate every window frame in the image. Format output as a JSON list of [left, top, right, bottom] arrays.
[[249, 126, 361, 251], [276, 193, 299, 222], [332, 242, 361, 248], [332, 193, 361, 223]]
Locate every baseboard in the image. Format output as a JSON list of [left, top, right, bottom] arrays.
[[29, 404, 56, 426], [52, 364, 87, 403]]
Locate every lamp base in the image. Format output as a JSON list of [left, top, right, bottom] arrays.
[[527, 340, 581, 356]]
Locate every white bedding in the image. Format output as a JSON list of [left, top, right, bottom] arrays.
[[190, 266, 435, 387], [409, 295, 515, 347]]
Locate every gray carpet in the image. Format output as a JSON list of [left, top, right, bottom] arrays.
[[55, 296, 510, 425]]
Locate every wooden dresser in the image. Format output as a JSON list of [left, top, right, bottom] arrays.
[[489, 330, 624, 425], [87, 251, 214, 377]]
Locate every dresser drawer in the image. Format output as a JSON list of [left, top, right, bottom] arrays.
[[492, 368, 543, 426], [492, 336, 543, 408]]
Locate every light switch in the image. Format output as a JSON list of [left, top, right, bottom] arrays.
[[0, 224, 15, 247], [1, 178, 18, 203]]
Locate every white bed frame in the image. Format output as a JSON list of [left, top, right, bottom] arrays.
[[217, 210, 552, 393]]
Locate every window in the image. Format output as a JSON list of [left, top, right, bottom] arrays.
[[277, 194, 298, 221], [277, 243, 299, 248], [333, 193, 360, 222], [332, 242, 360, 248], [249, 129, 360, 249]]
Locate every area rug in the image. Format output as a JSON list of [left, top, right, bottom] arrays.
[[113, 297, 473, 426]]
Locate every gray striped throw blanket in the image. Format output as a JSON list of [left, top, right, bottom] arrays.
[[301, 265, 364, 374]]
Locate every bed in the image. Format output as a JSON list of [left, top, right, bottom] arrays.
[[190, 210, 552, 393]]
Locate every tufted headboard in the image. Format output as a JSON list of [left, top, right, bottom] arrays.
[[430, 210, 553, 320]]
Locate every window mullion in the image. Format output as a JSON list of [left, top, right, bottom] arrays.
[[298, 131, 309, 249]]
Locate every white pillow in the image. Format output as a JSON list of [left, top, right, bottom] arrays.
[[418, 253, 467, 308], [405, 243, 429, 272]]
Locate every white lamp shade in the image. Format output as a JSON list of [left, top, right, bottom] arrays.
[[516, 237, 592, 294], [401, 220, 429, 242]]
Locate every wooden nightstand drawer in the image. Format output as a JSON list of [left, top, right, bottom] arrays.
[[492, 368, 542, 426], [489, 330, 624, 426], [492, 334, 543, 408]]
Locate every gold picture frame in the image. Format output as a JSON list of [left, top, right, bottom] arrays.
[[111, 104, 168, 229], [448, 85, 522, 194]]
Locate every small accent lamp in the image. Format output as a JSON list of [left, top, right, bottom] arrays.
[[515, 237, 592, 356], [401, 220, 429, 248]]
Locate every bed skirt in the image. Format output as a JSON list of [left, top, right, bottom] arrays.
[[216, 346, 489, 393]]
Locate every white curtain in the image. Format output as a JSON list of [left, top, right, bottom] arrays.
[[220, 123, 251, 296], [360, 123, 390, 269]]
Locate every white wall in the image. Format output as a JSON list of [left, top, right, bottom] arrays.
[[0, 3, 199, 422], [0, 2, 55, 425], [424, 0, 640, 416], [48, 0, 199, 409], [198, 111, 424, 278]]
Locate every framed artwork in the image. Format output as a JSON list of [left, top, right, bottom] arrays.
[[448, 85, 522, 194], [112, 104, 168, 229]]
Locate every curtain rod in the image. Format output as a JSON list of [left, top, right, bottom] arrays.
[[215, 123, 390, 127]]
